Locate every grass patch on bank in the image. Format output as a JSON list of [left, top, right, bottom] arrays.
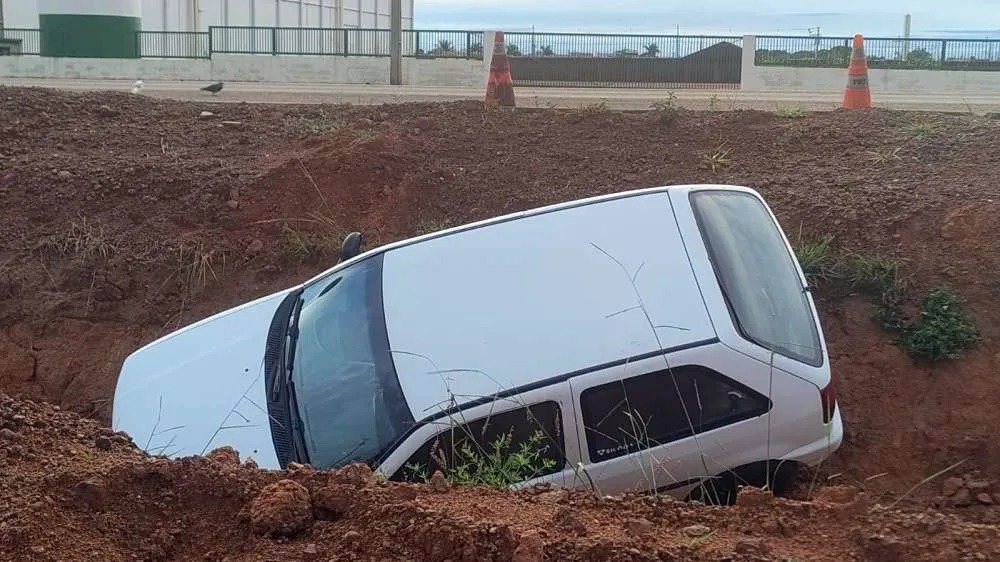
[[793, 236, 978, 361]]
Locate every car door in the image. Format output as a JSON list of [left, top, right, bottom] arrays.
[[568, 345, 775, 498]]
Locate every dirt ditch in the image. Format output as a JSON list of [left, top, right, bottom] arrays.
[[1, 85, 999, 559]]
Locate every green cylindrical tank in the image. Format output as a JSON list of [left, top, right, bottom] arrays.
[[39, 0, 142, 58]]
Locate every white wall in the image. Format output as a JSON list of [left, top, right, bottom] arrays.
[[740, 35, 1000, 94], [0, 52, 489, 86]]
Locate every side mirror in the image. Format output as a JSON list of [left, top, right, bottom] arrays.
[[339, 231, 363, 263]]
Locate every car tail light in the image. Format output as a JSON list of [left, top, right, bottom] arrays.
[[820, 381, 837, 424]]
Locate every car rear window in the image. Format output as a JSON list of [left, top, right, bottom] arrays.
[[690, 190, 823, 367]]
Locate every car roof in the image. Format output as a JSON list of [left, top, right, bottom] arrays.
[[299, 183, 757, 288], [379, 185, 730, 421]]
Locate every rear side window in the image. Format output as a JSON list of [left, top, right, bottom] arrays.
[[690, 190, 823, 367], [580, 366, 769, 463], [392, 401, 566, 483]]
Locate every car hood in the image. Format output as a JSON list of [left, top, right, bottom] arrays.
[[111, 288, 295, 469]]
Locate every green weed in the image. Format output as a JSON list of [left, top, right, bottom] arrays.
[[902, 119, 939, 140], [792, 238, 979, 361], [795, 235, 839, 287], [404, 430, 557, 488], [902, 286, 979, 361], [775, 105, 807, 118]]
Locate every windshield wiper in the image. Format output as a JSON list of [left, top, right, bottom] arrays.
[[282, 294, 312, 465]]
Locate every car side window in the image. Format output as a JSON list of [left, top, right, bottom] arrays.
[[579, 366, 769, 463], [391, 401, 566, 484]]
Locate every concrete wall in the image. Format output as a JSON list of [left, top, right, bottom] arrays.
[[740, 35, 1000, 94], [0, 52, 490, 86]]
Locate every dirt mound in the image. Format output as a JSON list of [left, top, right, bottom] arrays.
[[3, 392, 999, 561], [2, 86, 1000, 516]]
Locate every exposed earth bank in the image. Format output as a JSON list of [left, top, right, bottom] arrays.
[[1, 86, 999, 559]]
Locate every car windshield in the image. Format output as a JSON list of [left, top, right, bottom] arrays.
[[290, 254, 412, 469]]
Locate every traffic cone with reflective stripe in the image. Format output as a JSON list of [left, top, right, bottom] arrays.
[[842, 34, 872, 109], [485, 31, 516, 109]]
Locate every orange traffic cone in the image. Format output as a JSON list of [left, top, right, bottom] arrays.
[[485, 31, 515, 109], [842, 34, 872, 109]]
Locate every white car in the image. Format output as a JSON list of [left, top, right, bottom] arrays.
[[112, 184, 842, 503]]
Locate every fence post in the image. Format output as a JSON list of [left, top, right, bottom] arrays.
[[415, 31, 420, 55], [208, 27, 213, 57], [939, 40, 947, 65], [466, 31, 472, 59], [271, 27, 277, 55], [134, 31, 141, 58], [343, 28, 349, 56]]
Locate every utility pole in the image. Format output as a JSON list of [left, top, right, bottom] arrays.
[[390, 0, 402, 84]]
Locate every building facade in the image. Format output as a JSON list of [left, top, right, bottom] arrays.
[[2, 0, 414, 31]]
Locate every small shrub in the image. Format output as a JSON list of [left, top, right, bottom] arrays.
[[581, 99, 610, 113], [902, 286, 979, 361], [651, 92, 684, 125]]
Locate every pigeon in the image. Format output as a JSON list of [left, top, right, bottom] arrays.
[[201, 81, 224, 95], [130, 79, 143, 95]]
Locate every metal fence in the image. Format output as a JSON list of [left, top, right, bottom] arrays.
[[501, 32, 744, 88], [406, 29, 484, 58], [0, 28, 41, 55], [207, 27, 485, 58], [137, 31, 209, 58], [756, 35, 1000, 70], [5, 26, 1000, 76]]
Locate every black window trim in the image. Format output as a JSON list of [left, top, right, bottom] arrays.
[[373, 338, 721, 468], [578, 364, 773, 464], [688, 189, 825, 368]]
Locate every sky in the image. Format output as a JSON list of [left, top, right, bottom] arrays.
[[414, 0, 1000, 38]]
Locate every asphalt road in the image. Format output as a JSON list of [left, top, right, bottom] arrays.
[[4, 77, 1000, 113]]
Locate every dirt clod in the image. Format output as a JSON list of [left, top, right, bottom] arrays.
[[94, 435, 112, 450], [72, 478, 107, 511], [736, 485, 774, 507], [206, 446, 240, 466], [943, 477, 965, 497], [682, 524, 711, 538], [0, 429, 21, 442], [625, 517, 654, 537], [249, 479, 313, 538], [512, 530, 544, 562], [430, 470, 450, 493]]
